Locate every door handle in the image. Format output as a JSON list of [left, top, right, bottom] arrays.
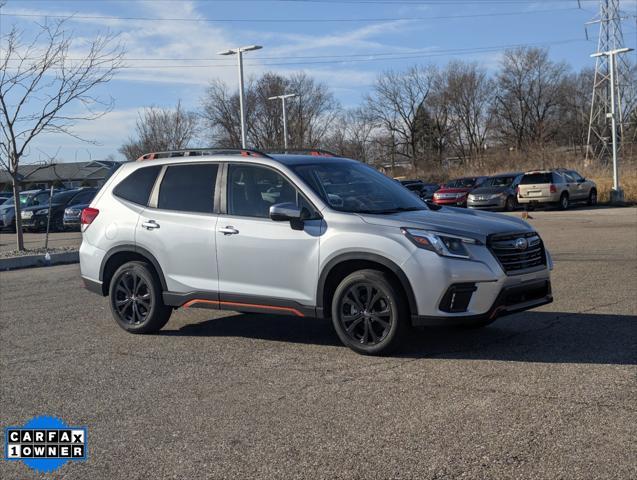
[[219, 226, 239, 235], [141, 220, 160, 230]]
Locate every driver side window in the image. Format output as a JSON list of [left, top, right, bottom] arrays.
[[227, 164, 315, 219]]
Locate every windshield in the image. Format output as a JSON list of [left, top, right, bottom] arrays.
[[483, 176, 516, 187], [290, 162, 426, 214], [445, 178, 478, 188], [50, 191, 77, 204]]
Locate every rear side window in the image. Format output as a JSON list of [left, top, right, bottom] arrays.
[[157, 164, 218, 213], [113, 166, 161, 206], [520, 173, 552, 185]]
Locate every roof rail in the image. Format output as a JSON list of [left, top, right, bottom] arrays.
[[266, 148, 338, 157], [136, 148, 271, 161]]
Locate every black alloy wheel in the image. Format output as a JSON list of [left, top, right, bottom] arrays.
[[339, 282, 392, 346], [331, 269, 407, 355], [109, 261, 172, 333]]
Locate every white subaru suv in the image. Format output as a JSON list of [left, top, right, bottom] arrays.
[[80, 149, 553, 355]]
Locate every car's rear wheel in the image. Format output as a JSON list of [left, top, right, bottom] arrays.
[[587, 189, 597, 206], [558, 193, 569, 210], [109, 261, 171, 334], [331, 269, 407, 355]]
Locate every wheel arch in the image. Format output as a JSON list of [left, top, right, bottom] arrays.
[[316, 253, 417, 319], [99, 245, 167, 296]]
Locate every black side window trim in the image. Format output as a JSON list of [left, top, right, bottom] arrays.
[[220, 161, 321, 220]]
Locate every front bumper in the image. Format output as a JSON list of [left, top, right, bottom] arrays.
[[21, 215, 47, 230], [467, 196, 506, 210], [401, 241, 553, 323], [433, 197, 467, 207], [412, 278, 552, 326]]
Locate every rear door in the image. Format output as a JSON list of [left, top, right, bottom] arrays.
[[135, 163, 220, 294], [215, 163, 321, 309], [519, 173, 553, 200]]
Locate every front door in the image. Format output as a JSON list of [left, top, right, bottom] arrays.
[[216, 163, 322, 312], [135, 163, 220, 294]]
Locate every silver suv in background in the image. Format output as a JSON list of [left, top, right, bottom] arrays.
[[80, 149, 553, 355], [517, 169, 597, 210]]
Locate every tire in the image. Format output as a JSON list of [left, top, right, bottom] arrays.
[[109, 261, 171, 334], [331, 269, 408, 355], [504, 195, 517, 212], [587, 189, 597, 206], [558, 192, 569, 210]]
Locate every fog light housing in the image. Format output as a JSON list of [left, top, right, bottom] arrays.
[[439, 283, 477, 313]]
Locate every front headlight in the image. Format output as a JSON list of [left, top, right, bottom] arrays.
[[401, 228, 480, 259], [35, 209, 49, 216]]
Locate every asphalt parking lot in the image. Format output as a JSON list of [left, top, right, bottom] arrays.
[[0, 231, 82, 255], [0, 207, 635, 479]]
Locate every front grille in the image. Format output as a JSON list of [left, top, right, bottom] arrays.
[[488, 231, 546, 274]]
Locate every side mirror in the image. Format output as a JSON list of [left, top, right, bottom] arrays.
[[269, 202, 304, 230]]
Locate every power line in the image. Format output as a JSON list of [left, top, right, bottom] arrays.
[[0, 7, 585, 24], [2, 38, 589, 70]]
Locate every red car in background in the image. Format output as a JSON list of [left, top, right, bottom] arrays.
[[432, 176, 487, 207]]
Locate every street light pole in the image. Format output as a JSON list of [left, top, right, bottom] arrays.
[[218, 45, 263, 149], [268, 93, 298, 152], [591, 47, 633, 203]]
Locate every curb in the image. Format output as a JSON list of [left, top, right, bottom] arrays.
[[0, 251, 79, 271]]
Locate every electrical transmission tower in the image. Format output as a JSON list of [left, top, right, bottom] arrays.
[[585, 0, 635, 164]]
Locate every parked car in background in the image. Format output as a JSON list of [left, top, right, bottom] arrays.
[[400, 180, 440, 201], [517, 169, 597, 210], [432, 176, 486, 207], [21, 188, 97, 232], [467, 173, 523, 211], [0, 192, 12, 204], [0, 189, 57, 231], [64, 203, 92, 230]]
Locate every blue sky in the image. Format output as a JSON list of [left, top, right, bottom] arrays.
[[1, 0, 636, 162]]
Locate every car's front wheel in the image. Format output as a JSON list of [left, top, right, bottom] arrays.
[[587, 189, 597, 206], [109, 261, 172, 334], [331, 269, 407, 355]]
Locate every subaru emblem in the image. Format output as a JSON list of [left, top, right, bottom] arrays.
[[515, 237, 528, 251]]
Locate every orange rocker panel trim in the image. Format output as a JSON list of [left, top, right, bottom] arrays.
[[182, 299, 305, 317]]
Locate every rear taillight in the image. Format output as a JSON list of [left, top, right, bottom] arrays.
[[81, 207, 99, 229], [515, 186, 520, 195], [549, 184, 557, 193]]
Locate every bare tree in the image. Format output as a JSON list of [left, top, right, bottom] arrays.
[[443, 61, 495, 163], [0, 19, 123, 250], [201, 71, 339, 150], [366, 65, 437, 169], [493, 47, 568, 154], [119, 101, 199, 161], [327, 107, 377, 163]]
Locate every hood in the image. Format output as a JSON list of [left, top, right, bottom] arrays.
[[470, 186, 512, 195], [436, 187, 472, 194], [0, 203, 15, 213], [358, 206, 532, 242]]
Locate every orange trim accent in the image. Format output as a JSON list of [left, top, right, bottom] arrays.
[[182, 299, 304, 317]]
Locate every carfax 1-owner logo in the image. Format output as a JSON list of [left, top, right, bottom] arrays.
[[4, 415, 88, 473]]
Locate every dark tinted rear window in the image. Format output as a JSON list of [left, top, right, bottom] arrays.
[[113, 166, 161, 206], [158, 164, 218, 213], [520, 173, 552, 185]]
